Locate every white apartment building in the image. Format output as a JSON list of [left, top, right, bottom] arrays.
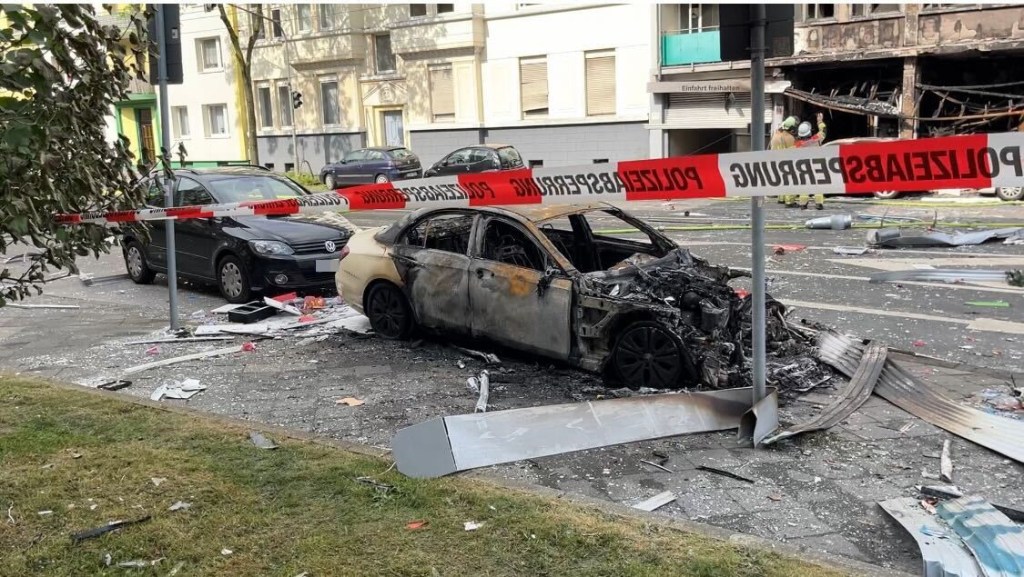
[[246, 3, 653, 172]]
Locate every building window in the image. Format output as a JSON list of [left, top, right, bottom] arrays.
[[197, 37, 222, 71], [409, 4, 427, 17], [264, 163, 275, 171], [923, 3, 956, 9], [320, 78, 340, 125], [436, 4, 454, 13], [257, 85, 273, 128], [851, 3, 900, 16], [296, 4, 312, 32], [318, 4, 336, 30], [429, 65, 455, 122], [171, 106, 190, 139], [203, 104, 228, 136], [679, 4, 719, 33], [520, 57, 548, 118], [270, 8, 283, 38], [585, 51, 615, 116], [277, 83, 293, 127], [375, 34, 396, 74], [798, 4, 835, 21]]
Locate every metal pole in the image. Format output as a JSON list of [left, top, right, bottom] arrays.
[[750, 4, 767, 403], [283, 34, 300, 172], [156, 5, 179, 330]]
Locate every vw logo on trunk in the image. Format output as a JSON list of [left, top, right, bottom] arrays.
[[324, 240, 337, 253]]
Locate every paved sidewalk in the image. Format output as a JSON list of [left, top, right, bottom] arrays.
[[2, 287, 1021, 575]]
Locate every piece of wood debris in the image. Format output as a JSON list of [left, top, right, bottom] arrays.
[[940, 440, 954, 483], [639, 459, 673, 473], [632, 491, 677, 512], [123, 345, 249, 376], [474, 370, 489, 413]]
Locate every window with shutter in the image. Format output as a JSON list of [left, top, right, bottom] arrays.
[[429, 65, 455, 122], [520, 57, 548, 118], [585, 52, 615, 116]]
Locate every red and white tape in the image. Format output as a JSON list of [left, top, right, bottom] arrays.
[[56, 132, 1024, 225]]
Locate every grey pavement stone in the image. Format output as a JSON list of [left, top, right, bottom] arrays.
[[788, 533, 867, 561], [834, 475, 918, 502], [725, 485, 789, 513], [677, 488, 748, 518], [685, 448, 743, 469]]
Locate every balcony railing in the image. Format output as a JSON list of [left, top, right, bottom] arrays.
[[661, 30, 721, 67], [127, 76, 154, 95]]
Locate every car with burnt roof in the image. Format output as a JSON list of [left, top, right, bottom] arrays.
[[336, 203, 780, 390]]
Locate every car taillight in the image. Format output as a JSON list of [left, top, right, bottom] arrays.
[[340, 245, 350, 260]]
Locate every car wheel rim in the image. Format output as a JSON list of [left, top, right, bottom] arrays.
[[375, 175, 389, 184], [221, 262, 243, 298], [369, 288, 405, 337], [1004, 187, 1023, 198], [615, 326, 681, 388], [127, 247, 143, 278], [326, 175, 335, 188]]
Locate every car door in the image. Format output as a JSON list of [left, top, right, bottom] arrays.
[[173, 177, 220, 279], [140, 176, 169, 269], [391, 211, 475, 331], [338, 150, 367, 185], [468, 215, 572, 359], [363, 150, 390, 183]]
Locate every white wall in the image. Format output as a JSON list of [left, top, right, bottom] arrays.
[[481, 4, 652, 126], [162, 6, 245, 162]]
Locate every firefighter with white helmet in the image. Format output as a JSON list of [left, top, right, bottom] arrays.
[[794, 112, 827, 209]]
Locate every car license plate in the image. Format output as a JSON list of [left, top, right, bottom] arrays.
[[315, 258, 340, 272]]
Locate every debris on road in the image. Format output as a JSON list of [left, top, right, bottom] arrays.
[[474, 370, 489, 413], [227, 301, 277, 324], [867, 226, 1024, 248], [145, 345, 159, 356], [918, 485, 964, 500], [249, 431, 279, 450], [336, 397, 365, 407], [263, 296, 302, 316], [805, 214, 852, 230], [964, 300, 1010, 308], [6, 303, 80, 309], [696, 465, 755, 484], [168, 501, 191, 512], [96, 380, 131, 391], [937, 496, 1024, 575], [870, 268, 1017, 286], [71, 515, 152, 544], [124, 345, 250, 376], [878, 497, 981, 577], [940, 440, 954, 483], [632, 491, 677, 512], [832, 246, 869, 256], [124, 336, 236, 345], [639, 459, 673, 473], [151, 379, 206, 401], [393, 387, 773, 478], [453, 346, 501, 365], [406, 520, 429, 530], [773, 244, 806, 255]]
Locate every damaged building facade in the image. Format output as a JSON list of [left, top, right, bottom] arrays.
[[649, 4, 1024, 157]]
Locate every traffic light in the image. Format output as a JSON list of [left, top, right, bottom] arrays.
[[292, 90, 303, 110]]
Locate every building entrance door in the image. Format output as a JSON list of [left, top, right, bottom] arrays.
[[381, 109, 404, 147]]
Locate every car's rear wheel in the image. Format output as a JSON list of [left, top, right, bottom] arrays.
[[996, 187, 1023, 201], [366, 283, 413, 339], [873, 190, 901, 200], [124, 241, 156, 284], [611, 321, 692, 389], [217, 254, 252, 304], [324, 173, 337, 189], [374, 174, 390, 184]]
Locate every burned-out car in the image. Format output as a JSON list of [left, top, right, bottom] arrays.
[[336, 203, 802, 389]]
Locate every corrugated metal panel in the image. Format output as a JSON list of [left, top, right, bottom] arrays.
[[879, 497, 982, 577], [665, 93, 772, 129], [817, 332, 1024, 465], [937, 496, 1024, 577]]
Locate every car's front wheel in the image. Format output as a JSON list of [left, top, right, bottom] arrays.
[[374, 174, 390, 184], [217, 254, 252, 304], [366, 283, 413, 339], [611, 321, 693, 389], [996, 187, 1023, 201], [324, 173, 337, 189], [124, 241, 156, 284]]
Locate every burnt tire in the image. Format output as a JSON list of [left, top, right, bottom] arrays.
[[611, 321, 693, 389], [217, 254, 252, 304], [366, 283, 413, 339], [124, 241, 156, 284]]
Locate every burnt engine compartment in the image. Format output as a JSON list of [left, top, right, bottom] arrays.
[[584, 249, 830, 393]]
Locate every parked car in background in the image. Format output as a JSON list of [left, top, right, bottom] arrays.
[[319, 147, 422, 189], [122, 167, 353, 303], [423, 144, 525, 177], [979, 185, 1024, 201]]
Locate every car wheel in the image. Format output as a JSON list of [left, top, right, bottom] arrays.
[[873, 190, 901, 200], [217, 254, 252, 304], [325, 174, 337, 189], [611, 321, 692, 389], [366, 283, 413, 339], [374, 174, 390, 184], [124, 241, 156, 284], [996, 186, 1023, 201]]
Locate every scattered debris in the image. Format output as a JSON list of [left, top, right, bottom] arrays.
[[336, 397, 365, 407], [768, 493, 784, 502], [168, 501, 191, 512], [38, 510, 52, 516], [940, 440, 954, 483], [117, 559, 164, 569], [124, 345, 251, 376], [249, 431, 279, 450], [464, 521, 483, 531], [632, 491, 677, 512], [805, 214, 852, 230], [150, 477, 166, 487], [869, 268, 1014, 286], [71, 515, 151, 544], [936, 496, 1024, 575], [263, 296, 302, 316], [879, 497, 981, 577], [227, 301, 277, 324], [965, 300, 1010, 308], [832, 246, 869, 256], [868, 226, 1024, 248], [210, 303, 245, 314], [899, 422, 916, 434], [453, 346, 501, 365], [639, 459, 673, 473], [393, 387, 772, 478], [123, 336, 236, 345], [918, 485, 965, 500], [696, 465, 755, 484], [773, 244, 807, 255], [6, 504, 14, 524], [221, 549, 233, 556], [474, 370, 489, 413], [993, 503, 1024, 524], [913, 340, 927, 347], [96, 380, 131, 391], [151, 379, 206, 401], [145, 345, 160, 356], [406, 520, 429, 530]]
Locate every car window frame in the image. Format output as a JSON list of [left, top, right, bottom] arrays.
[[497, 146, 523, 168], [473, 215, 552, 273], [397, 210, 477, 256], [366, 150, 387, 162], [142, 176, 167, 208], [175, 176, 216, 207], [344, 149, 367, 163], [445, 148, 473, 166]]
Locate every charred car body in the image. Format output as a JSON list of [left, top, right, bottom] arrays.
[[336, 203, 810, 390]]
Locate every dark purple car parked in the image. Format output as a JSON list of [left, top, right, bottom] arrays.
[[319, 147, 423, 189]]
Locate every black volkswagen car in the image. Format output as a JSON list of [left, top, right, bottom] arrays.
[[423, 144, 525, 177], [121, 167, 353, 303], [319, 147, 422, 189]]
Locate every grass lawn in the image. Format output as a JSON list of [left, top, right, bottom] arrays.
[[0, 376, 848, 577]]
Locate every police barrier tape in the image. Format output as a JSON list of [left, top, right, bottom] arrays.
[[56, 132, 1024, 225]]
